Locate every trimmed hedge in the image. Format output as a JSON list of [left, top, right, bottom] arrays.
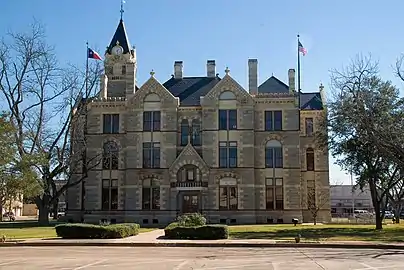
[[164, 223, 228, 240], [55, 223, 140, 239]]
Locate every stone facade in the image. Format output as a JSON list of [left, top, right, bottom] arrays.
[[66, 18, 331, 225]]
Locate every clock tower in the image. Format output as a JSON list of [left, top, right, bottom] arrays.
[[101, 18, 137, 98]]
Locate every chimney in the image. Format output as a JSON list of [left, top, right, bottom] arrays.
[[288, 69, 296, 93], [207, 60, 216, 77], [174, 61, 183, 79], [99, 74, 108, 99], [248, 59, 258, 95]]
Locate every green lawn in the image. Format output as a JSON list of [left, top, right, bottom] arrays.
[[229, 223, 404, 242], [0, 222, 155, 239]]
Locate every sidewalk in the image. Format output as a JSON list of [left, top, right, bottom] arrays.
[[2, 229, 404, 250]]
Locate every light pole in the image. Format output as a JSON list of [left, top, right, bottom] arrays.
[[351, 170, 355, 218]]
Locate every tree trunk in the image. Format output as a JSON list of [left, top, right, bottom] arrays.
[[38, 204, 50, 225], [36, 196, 50, 225], [313, 213, 317, 225], [0, 204, 3, 222], [375, 209, 383, 230], [52, 199, 58, 220]]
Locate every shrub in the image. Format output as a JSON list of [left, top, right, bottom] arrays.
[[177, 213, 206, 227], [55, 223, 140, 239], [164, 223, 228, 240]]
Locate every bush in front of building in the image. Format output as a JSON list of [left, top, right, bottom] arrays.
[[164, 222, 229, 240], [55, 223, 140, 239], [177, 213, 207, 227]]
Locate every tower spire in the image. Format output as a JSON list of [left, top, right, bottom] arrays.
[[120, 0, 125, 20]]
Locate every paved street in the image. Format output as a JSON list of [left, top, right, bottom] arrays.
[[0, 246, 403, 269]]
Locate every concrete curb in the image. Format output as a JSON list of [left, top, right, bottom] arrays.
[[1, 241, 404, 250]]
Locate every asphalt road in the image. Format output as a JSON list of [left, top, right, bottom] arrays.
[[0, 246, 403, 269]]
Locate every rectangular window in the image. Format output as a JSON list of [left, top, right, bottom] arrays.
[[265, 148, 274, 168], [264, 111, 282, 131], [142, 186, 160, 210], [274, 111, 283, 131], [219, 110, 237, 130], [102, 179, 118, 210], [142, 142, 152, 168], [103, 114, 119, 134], [181, 123, 189, 146], [143, 111, 161, 131], [266, 178, 283, 210], [228, 110, 237, 130], [191, 123, 201, 146], [218, 110, 227, 130], [122, 65, 126, 75], [143, 142, 160, 168], [219, 187, 228, 209], [143, 112, 152, 131], [219, 141, 237, 168], [264, 111, 273, 131], [152, 187, 160, 209], [266, 186, 274, 210], [220, 186, 238, 210], [228, 141, 238, 168], [306, 151, 315, 171], [274, 147, 283, 168], [142, 187, 151, 210], [219, 142, 227, 168], [152, 111, 161, 131], [305, 118, 314, 136], [152, 142, 160, 168]]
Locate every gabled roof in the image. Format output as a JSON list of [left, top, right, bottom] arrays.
[[107, 19, 131, 54], [300, 92, 323, 110], [258, 76, 289, 94], [163, 76, 221, 106]]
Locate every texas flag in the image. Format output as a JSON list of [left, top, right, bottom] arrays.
[[88, 48, 102, 60]]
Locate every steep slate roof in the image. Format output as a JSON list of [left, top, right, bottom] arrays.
[[163, 76, 221, 106], [300, 92, 323, 110], [258, 75, 323, 110], [258, 76, 289, 94], [107, 19, 131, 54]]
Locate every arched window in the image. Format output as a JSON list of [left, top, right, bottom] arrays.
[[219, 91, 236, 100], [265, 140, 283, 168], [102, 141, 119, 170], [306, 148, 315, 171], [177, 165, 202, 182], [191, 119, 201, 146], [180, 119, 189, 146], [144, 93, 161, 102], [142, 178, 160, 210]]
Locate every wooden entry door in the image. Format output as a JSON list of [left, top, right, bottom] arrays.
[[182, 194, 199, 213]]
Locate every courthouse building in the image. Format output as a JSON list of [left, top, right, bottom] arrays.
[[66, 17, 330, 225]]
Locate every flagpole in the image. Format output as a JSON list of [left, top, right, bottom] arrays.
[[297, 34, 301, 130], [85, 41, 89, 97]]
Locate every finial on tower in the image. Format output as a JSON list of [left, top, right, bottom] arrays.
[[225, 67, 230, 75], [150, 70, 155, 77], [120, 0, 125, 20]]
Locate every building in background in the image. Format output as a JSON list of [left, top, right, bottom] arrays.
[[330, 185, 373, 217], [66, 15, 330, 225]]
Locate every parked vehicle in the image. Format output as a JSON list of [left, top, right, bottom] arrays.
[[382, 211, 394, 219], [2, 212, 15, 221]]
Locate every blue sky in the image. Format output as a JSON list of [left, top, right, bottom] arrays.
[[2, 0, 404, 185]]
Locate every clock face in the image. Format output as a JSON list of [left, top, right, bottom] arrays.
[[112, 46, 123, 55]]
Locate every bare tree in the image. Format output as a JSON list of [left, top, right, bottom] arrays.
[[0, 21, 102, 224], [316, 55, 404, 229], [306, 182, 330, 225]]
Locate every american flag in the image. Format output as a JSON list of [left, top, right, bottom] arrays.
[[298, 41, 307, 56]]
